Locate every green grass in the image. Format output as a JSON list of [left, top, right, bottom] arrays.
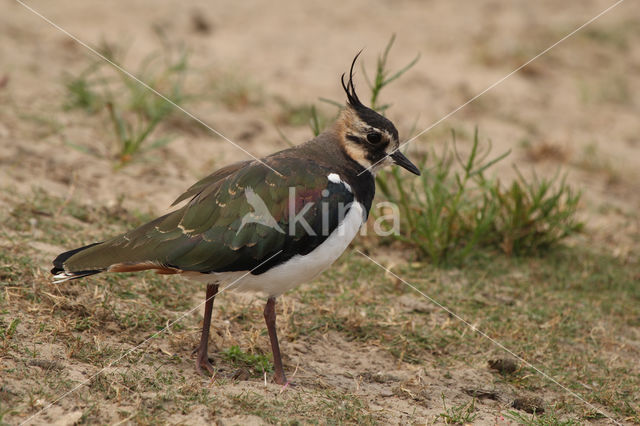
[[361, 33, 420, 112], [221, 345, 273, 375], [438, 394, 477, 424], [0, 318, 20, 342], [62, 44, 191, 165], [376, 129, 583, 265], [63, 61, 106, 114]]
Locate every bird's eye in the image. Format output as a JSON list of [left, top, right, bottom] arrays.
[[366, 132, 382, 144]]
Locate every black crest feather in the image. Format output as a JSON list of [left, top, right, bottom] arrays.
[[339, 50, 399, 142], [341, 50, 364, 108]]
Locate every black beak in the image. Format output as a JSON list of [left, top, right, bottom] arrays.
[[390, 151, 420, 175]]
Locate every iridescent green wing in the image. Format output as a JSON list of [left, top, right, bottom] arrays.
[[162, 156, 357, 273], [63, 157, 357, 275]]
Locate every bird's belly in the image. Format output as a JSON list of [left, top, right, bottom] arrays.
[[201, 202, 365, 296]]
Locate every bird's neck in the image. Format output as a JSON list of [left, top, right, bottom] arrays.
[[303, 128, 376, 214]]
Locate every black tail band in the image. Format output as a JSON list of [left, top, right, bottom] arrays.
[[51, 242, 103, 274]]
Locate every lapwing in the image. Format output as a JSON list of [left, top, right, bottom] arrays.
[[51, 54, 420, 385]]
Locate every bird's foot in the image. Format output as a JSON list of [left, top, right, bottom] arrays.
[[280, 380, 295, 390], [273, 373, 294, 387], [195, 354, 216, 377]]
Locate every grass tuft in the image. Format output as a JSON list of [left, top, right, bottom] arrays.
[[62, 43, 191, 165], [438, 394, 478, 424], [376, 129, 583, 265], [0, 318, 20, 343], [63, 62, 105, 114], [221, 345, 273, 375]]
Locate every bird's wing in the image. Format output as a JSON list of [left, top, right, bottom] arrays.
[[170, 160, 252, 206], [59, 156, 358, 276]]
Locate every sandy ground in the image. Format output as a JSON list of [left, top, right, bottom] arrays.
[[1, 0, 640, 424]]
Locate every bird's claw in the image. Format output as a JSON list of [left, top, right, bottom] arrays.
[[195, 355, 216, 377]]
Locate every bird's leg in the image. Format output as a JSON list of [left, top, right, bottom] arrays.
[[195, 283, 219, 376], [264, 296, 288, 385]]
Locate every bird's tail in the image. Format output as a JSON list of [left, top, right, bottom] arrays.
[[51, 242, 105, 283], [51, 210, 191, 283]]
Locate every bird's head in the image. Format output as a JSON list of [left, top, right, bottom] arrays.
[[335, 53, 420, 176]]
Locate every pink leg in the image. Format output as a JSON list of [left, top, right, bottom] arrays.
[[195, 283, 219, 376]]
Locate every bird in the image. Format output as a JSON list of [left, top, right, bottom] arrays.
[[50, 53, 420, 385]]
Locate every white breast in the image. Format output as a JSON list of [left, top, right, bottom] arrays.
[[191, 202, 365, 296]]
